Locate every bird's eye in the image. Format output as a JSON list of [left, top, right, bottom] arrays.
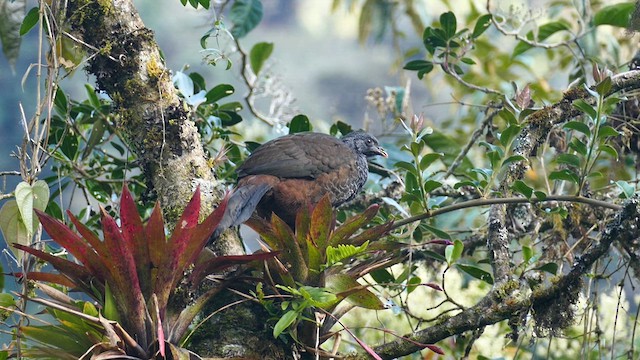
[[366, 138, 373, 145]]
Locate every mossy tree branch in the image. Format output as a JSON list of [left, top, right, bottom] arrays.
[[64, 0, 243, 256]]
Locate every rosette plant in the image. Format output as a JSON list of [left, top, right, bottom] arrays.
[[14, 185, 275, 359]]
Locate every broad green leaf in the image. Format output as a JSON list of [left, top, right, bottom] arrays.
[[249, 41, 273, 75], [598, 144, 618, 159], [569, 138, 588, 156], [615, 180, 636, 198], [564, 120, 591, 136], [594, 2, 634, 28], [472, 14, 492, 38], [572, 99, 597, 120], [457, 264, 494, 284], [522, 245, 533, 263], [535, 262, 559, 275], [595, 76, 612, 95], [0, 200, 29, 262], [0, 293, 14, 307], [229, 0, 263, 39], [403, 59, 432, 70], [513, 21, 570, 57], [499, 125, 522, 147], [423, 179, 442, 193], [502, 155, 526, 166], [326, 273, 384, 310], [0, 0, 26, 67], [597, 125, 619, 139], [370, 269, 394, 284], [556, 153, 581, 167], [419, 152, 443, 170], [512, 180, 533, 198], [549, 169, 580, 184], [18, 6, 37, 36], [273, 309, 297, 338], [445, 239, 463, 264], [288, 114, 312, 133], [440, 11, 456, 39]]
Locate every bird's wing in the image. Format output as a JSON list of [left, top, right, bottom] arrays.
[[237, 133, 355, 179]]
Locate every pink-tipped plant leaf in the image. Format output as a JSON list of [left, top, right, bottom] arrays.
[[119, 185, 152, 298], [245, 217, 281, 250], [310, 195, 333, 253], [271, 214, 308, 282], [13, 244, 99, 295], [347, 221, 393, 246], [100, 208, 147, 344], [329, 204, 379, 247], [35, 209, 107, 280], [294, 205, 311, 263], [179, 191, 230, 271], [145, 202, 165, 271], [154, 188, 203, 314], [189, 252, 279, 286], [20, 272, 77, 289]]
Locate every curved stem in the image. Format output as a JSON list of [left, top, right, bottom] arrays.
[[392, 195, 621, 229]]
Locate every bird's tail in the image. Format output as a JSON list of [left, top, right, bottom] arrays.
[[210, 182, 272, 240]]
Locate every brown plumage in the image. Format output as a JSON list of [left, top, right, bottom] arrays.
[[212, 131, 387, 238]]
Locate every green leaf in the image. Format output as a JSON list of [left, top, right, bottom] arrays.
[[54, 87, 68, 115], [370, 269, 394, 284], [535, 262, 559, 275], [499, 125, 522, 147], [594, 2, 634, 28], [598, 144, 618, 159], [288, 114, 312, 133], [511, 180, 533, 198], [19, 6, 37, 36], [0, 293, 14, 307], [423, 180, 442, 193], [325, 241, 368, 268], [440, 11, 457, 39], [596, 125, 619, 139], [564, 120, 591, 136], [595, 76, 612, 95], [615, 180, 635, 198], [403, 60, 430, 70], [522, 245, 533, 263], [0, 0, 27, 68], [423, 224, 451, 240], [569, 138, 588, 156], [457, 264, 494, 284], [549, 169, 580, 184], [556, 153, 581, 167], [249, 41, 273, 75], [472, 14, 492, 38], [445, 239, 463, 264], [15, 180, 49, 236], [502, 155, 526, 166], [419, 152, 443, 170], [512, 21, 570, 57], [229, 0, 263, 39], [572, 99, 597, 120], [326, 273, 384, 310]]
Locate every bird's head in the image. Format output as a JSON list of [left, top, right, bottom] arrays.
[[342, 130, 388, 158]]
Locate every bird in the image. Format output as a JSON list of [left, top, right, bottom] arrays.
[[212, 131, 387, 238]]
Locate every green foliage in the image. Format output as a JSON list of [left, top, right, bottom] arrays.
[[247, 195, 392, 342], [0, 0, 26, 67], [229, 0, 263, 39], [0, 180, 49, 263], [249, 41, 273, 75]]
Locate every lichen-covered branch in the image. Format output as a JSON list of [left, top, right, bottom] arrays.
[[64, 0, 242, 255], [345, 196, 640, 360]]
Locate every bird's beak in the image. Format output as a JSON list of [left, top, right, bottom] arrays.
[[374, 146, 388, 158]]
